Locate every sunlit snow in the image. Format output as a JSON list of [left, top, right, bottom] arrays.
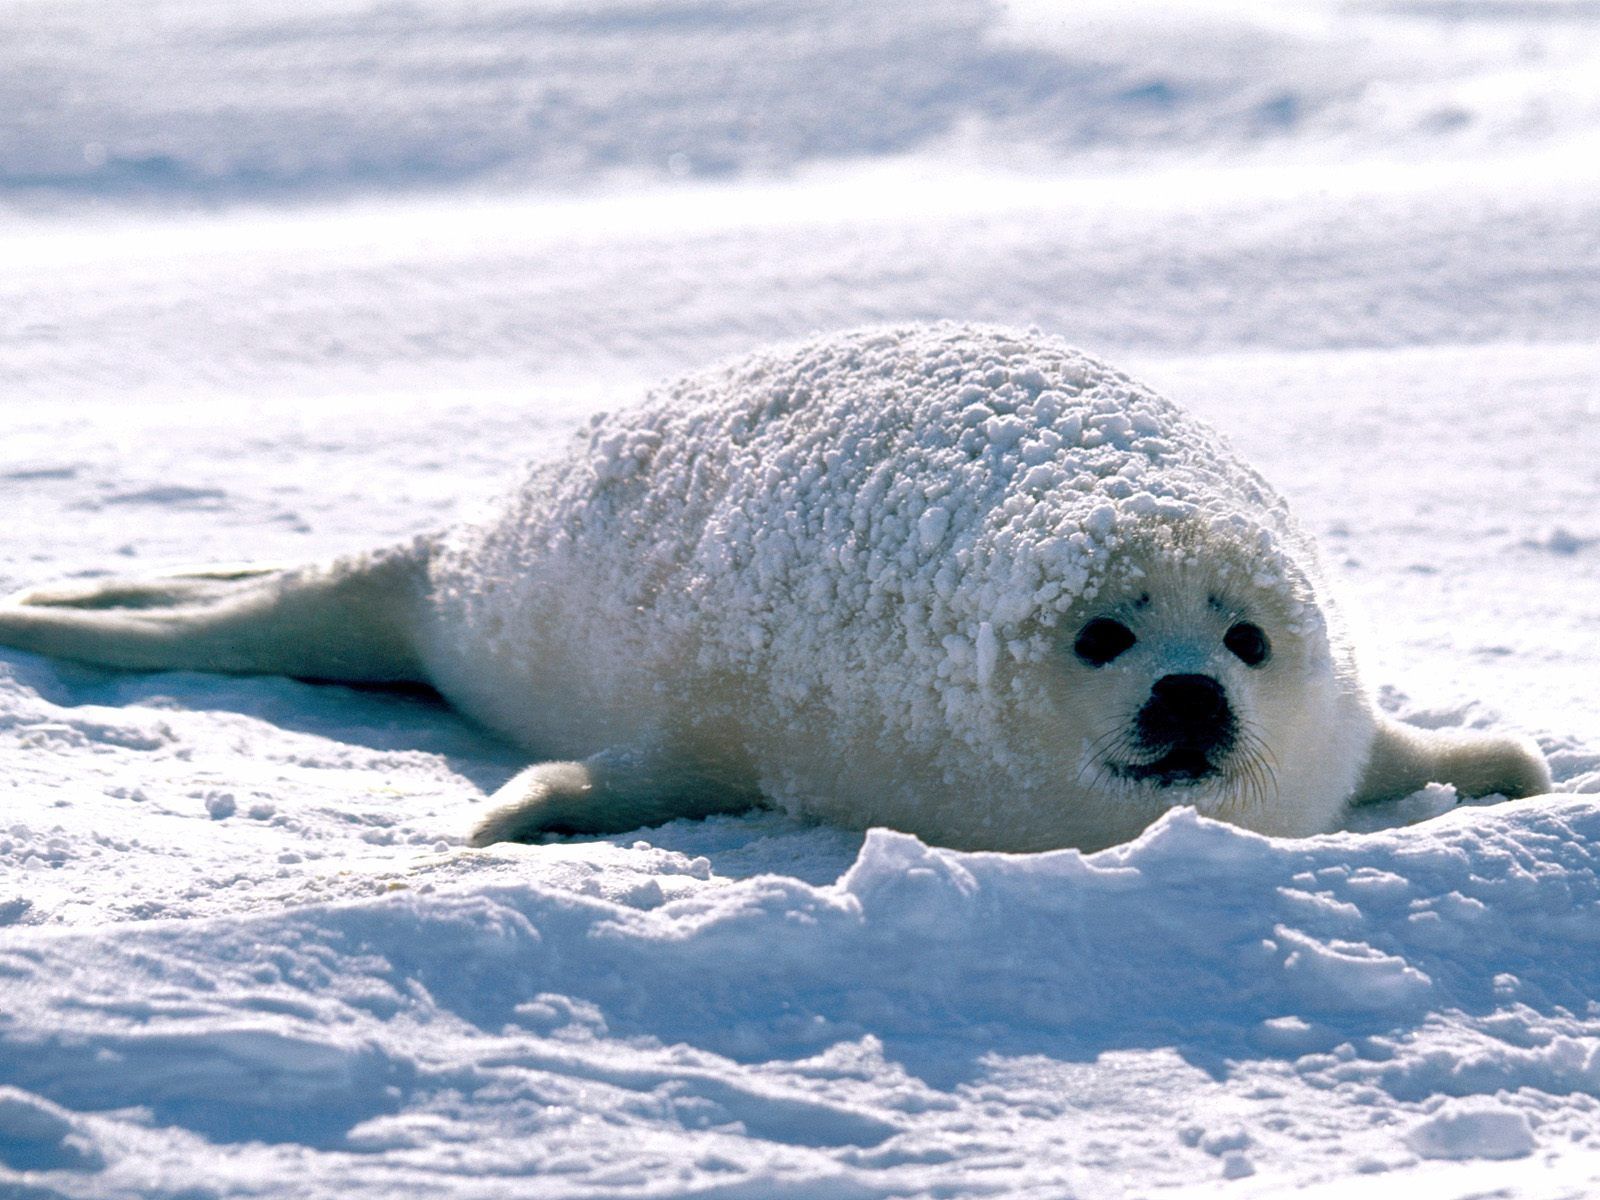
[[2, 0, 1599, 1196]]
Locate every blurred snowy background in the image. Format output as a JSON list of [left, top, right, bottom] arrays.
[[2, 0, 1599, 1195]]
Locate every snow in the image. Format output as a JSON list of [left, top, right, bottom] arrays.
[[2, 0, 1599, 1195], [1405, 1101, 1539, 1162]]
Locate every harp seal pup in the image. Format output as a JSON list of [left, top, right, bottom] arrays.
[[0, 324, 1551, 852]]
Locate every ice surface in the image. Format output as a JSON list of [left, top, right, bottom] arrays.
[[2, 0, 1599, 1196]]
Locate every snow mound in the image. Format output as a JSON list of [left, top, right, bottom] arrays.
[[1406, 1100, 1538, 1161], [0, 1087, 104, 1172], [3, 799, 1599, 1190]]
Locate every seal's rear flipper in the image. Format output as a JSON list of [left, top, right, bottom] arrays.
[[0, 547, 430, 684], [1355, 719, 1552, 805]]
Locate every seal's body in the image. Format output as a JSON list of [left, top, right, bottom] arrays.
[[0, 326, 1551, 851]]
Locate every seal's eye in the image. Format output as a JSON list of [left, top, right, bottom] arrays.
[[1074, 618, 1136, 667], [1224, 621, 1270, 667]]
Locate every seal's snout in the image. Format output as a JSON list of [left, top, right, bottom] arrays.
[[1137, 673, 1234, 752], [1114, 673, 1238, 786]]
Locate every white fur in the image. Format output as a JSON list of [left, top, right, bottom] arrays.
[[0, 324, 1551, 851], [414, 323, 1548, 848]]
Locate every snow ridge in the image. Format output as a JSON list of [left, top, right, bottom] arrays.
[[4, 801, 1600, 1191]]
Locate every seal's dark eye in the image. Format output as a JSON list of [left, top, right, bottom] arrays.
[[1074, 618, 1136, 667], [1224, 621, 1270, 667]]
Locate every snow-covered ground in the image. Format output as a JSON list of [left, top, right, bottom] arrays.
[[3, 0, 1599, 1195]]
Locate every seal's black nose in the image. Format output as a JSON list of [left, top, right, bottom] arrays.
[[1136, 673, 1234, 752]]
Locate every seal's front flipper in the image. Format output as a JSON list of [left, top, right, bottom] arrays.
[[1354, 718, 1552, 806], [468, 749, 760, 846], [0, 548, 430, 684]]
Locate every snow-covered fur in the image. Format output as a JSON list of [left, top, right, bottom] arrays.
[[0, 324, 1551, 851], [422, 323, 1548, 849]]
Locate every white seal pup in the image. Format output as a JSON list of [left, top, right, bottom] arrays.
[[0, 325, 1550, 852]]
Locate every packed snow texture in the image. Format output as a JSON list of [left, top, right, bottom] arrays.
[[3, 0, 1600, 1197]]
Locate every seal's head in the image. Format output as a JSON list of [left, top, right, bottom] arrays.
[[1036, 518, 1368, 847]]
